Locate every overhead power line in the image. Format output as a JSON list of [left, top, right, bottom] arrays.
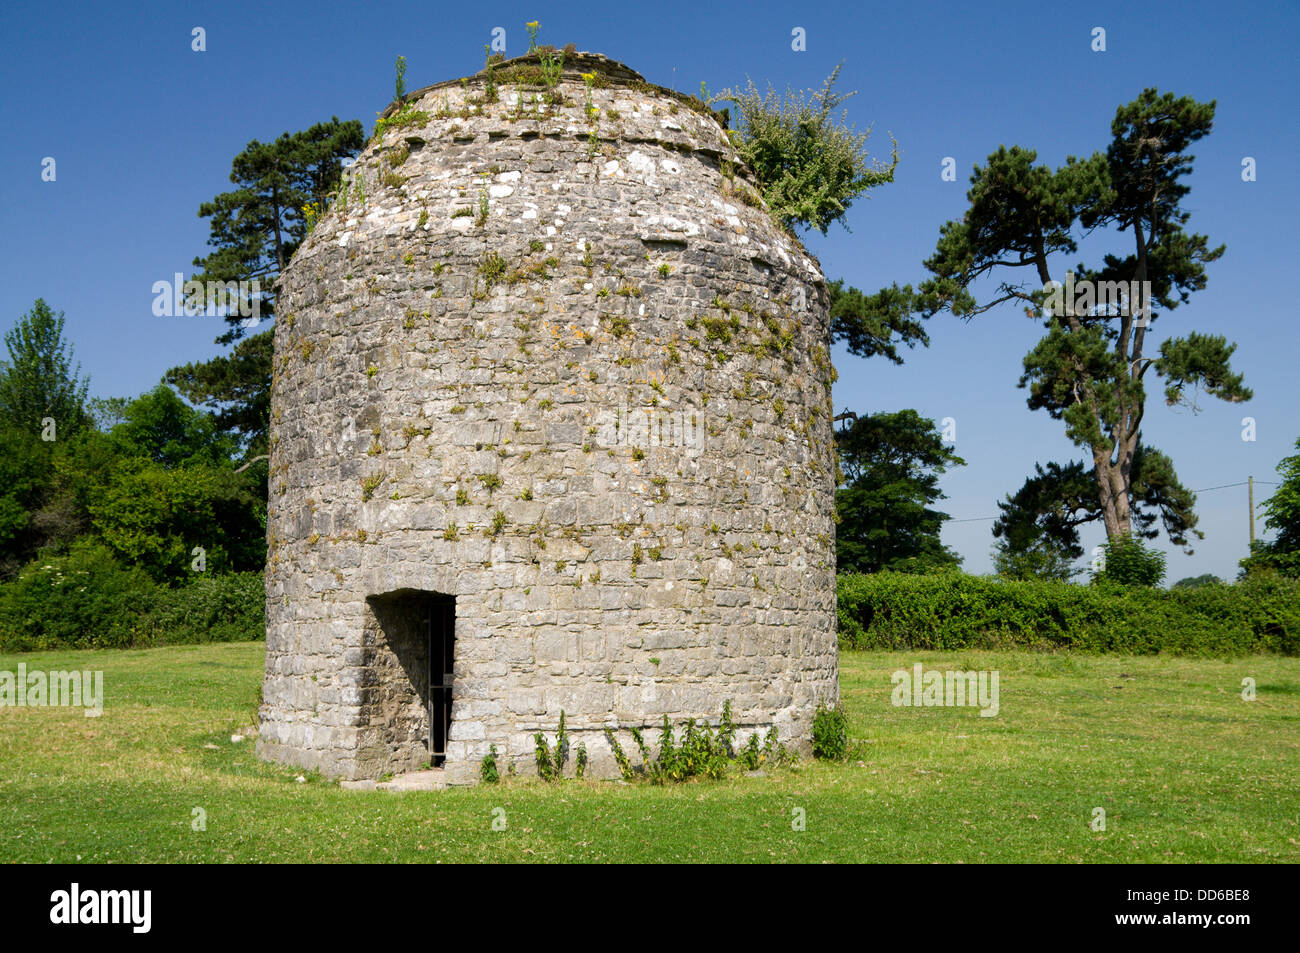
[[945, 478, 1279, 525]]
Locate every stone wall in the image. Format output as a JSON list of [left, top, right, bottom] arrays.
[[258, 52, 840, 784], [358, 593, 432, 776]]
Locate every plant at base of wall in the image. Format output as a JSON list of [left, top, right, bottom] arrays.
[[603, 727, 635, 781], [604, 701, 792, 783], [534, 710, 569, 781], [812, 704, 849, 761], [629, 726, 652, 765], [480, 744, 500, 783], [534, 733, 553, 780]]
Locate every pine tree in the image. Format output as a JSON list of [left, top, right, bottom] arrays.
[[167, 118, 363, 465], [866, 90, 1249, 549], [191, 117, 363, 343]]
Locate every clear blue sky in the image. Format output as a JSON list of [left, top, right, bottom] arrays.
[[2, 0, 1297, 580]]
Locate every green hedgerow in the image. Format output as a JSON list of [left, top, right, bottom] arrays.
[[835, 570, 1299, 656]]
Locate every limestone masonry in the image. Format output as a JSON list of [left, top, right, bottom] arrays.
[[258, 51, 840, 784]]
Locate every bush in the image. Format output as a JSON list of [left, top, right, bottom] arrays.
[[0, 544, 264, 652], [0, 541, 156, 651], [1095, 533, 1166, 587], [719, 66, 897, 234], [812, 704, 849, 760], [146, 571, 264, 644], [648, 714, 731, 782], [480, 745, 500, 784], [837, 571, 1298, 657]]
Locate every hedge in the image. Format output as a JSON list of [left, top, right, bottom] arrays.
[[0, 542, 264, 652], [837, 571, 1299, 656]]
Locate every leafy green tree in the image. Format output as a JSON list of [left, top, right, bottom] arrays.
[[0, 423, 53, 576], [1172, 573, 1222, 589], [0, 299, 90, 437], [88, 385, 261, 581], [863, 90, 1249, 548], [87, 396, 131, 431], [106, 383, 238, 468], [86, 460, 263, 583], [835, 410, 965, 573], [1240, 437, 1300, 578], [30, 385, 266, 583], [0, 300, 92, 575]]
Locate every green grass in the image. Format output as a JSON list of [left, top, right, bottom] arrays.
[[1, 642, 1297, 862]]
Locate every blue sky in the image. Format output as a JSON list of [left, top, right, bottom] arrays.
[[2, 0, 1297, 580]]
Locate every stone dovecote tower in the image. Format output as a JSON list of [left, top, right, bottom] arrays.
[[258, 51, 839, 785]]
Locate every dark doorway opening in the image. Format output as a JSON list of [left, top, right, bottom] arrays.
[[425, 595, 455, 766], [364, 590, 455, 770]]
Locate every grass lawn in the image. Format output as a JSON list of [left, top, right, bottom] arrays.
[[1, 641, 1297, 863]]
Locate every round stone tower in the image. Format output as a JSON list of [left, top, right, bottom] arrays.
[[258, 51, 839, 784]]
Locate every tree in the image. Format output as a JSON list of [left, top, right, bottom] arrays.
[[0, 299, 90, 437], [86, 460, 264, 582], [191, 117, 363, 343], [828, 279, 929, 365], [0, 299, 91, 575], [863, 90, 1249, 550], [1172, 573, 1222, 589], [992, 444, 1198, 577], [835, 410, 965, 573], [104, 383, 239, 468], [168, 118, 362, 465], [1240, 437, 1300, 578], [166, 330, 272, 458], [992, 461, 1093, 579], [0, 423, 53, 577], [166, 330, 272, 460], [47, 385, 266, 582]]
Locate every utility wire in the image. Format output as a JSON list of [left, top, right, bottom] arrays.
[[946, 479, 1280, 523]]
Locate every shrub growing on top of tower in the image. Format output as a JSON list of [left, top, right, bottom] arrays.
[[719, 64, 898, 235]]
